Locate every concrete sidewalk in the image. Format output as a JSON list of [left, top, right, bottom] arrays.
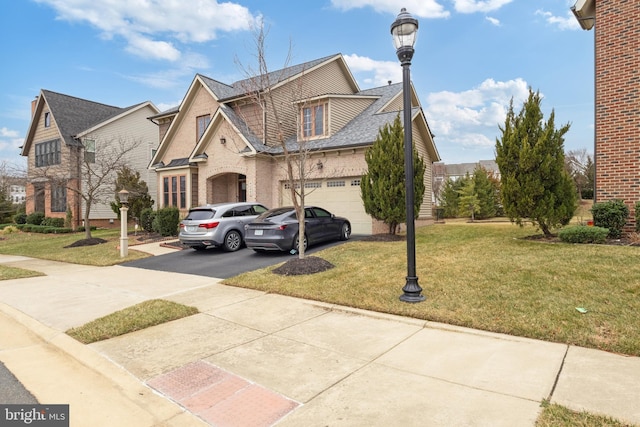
[[0, 245, 639, 426]]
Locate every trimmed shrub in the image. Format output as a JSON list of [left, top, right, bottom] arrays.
[[559, 225, 609, 244], [77, 226, 97, 232], [140, 208, 156, 232], [13, 213, 27, 224], [635, 201, 640, 233], [154, 206, 180, 237], [26, 212, 45, 225], [42, 217, 65, 228], [591, 199, 629, 238]]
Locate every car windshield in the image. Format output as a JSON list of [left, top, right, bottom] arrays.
[[184, 210, 215, 221]]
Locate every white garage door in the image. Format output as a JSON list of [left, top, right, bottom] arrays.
[[281, 177, 372, 235]]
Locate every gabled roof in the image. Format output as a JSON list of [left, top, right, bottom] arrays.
[[21, 90, 149, 156], [152, 53, 439, 168]]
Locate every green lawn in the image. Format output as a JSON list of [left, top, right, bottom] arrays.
[[224, 222, 640, 357], [0, 228, 149, 266]]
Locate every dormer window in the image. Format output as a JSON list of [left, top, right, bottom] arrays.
[[302, 104, 326, 138]]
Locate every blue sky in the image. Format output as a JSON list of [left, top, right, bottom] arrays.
[[0, 0, 593, 171]]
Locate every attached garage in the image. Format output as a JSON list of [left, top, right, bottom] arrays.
[[281, 177, 372, 235]]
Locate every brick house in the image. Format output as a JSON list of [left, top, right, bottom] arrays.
[[573, 0, 640, 229], [21, 90, 159, 228], [149, 53, 440, 235]]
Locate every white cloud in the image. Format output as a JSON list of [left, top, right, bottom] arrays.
[[535, 9, 581, 31], [425, 78, 529, 151], [453, 0, 513, 14], [485, 16, 501, 26], [330, 0, 450, 19], [34, 0, 260, 60], [124, 52, 211, 89], [343, 54, 401, 88], [0, 127, 26, 165]]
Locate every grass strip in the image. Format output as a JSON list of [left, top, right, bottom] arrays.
[[66, 299, 198, 344], [537, 402, 635, 427], [0, 265, 44, 280]]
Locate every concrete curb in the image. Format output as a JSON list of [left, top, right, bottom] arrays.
[[0, 302, 209, 427]]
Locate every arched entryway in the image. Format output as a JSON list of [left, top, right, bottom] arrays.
[[207, 173, 246, 204]]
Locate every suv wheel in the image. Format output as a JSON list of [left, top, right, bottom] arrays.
[[223, 230, 242, 252]]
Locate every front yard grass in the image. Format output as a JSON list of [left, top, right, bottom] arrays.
[[224, 223, 640, 357], [0, 228, 149, 266]]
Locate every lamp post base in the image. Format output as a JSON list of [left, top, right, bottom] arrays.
[[400, 276, 425, 303]]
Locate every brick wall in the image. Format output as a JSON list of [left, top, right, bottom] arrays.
[[595, 0, 640, 230]]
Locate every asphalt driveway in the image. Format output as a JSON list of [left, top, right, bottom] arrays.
[[123, 240, 351, 279]]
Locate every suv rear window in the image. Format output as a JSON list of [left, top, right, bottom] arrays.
[[185, 209, 215, 220]]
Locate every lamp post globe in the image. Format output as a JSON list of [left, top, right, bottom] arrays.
[[391, 8, 425, 303]]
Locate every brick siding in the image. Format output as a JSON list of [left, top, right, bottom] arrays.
[[595, 0, 640, 230]]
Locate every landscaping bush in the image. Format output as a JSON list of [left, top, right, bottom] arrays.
[[635, 201, 640, 233], [153, 206, 180, 237], [591, 199, 629, 238], [25, 212, 45, 225], [2, 225, 19, 234], [140, 208, 156, 232], [558, 225, 609, 244], [13, 212, 27, 224], [42, 217, 65, 228], [77, 226, 97, 232]]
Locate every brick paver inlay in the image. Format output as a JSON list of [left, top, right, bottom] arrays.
[[147, 360, 300, 426]]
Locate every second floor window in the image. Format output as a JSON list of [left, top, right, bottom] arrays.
[[35, 139, 61, 167], [44, 112, 51, 128], [84, 139, 96, 163], [302, 104, 325, 138], [196, 115, 211, 141]]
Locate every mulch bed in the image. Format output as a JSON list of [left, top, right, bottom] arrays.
[[64, 238, 107, 248], [273, 256, 335, 276]]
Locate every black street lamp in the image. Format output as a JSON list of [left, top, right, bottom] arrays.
[[391, 8, 425, 303]]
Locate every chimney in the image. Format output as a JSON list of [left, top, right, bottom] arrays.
[[388, 80, 392, 85], [31, 96, 38, 117]]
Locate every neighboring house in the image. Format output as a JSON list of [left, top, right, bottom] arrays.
[[573, 0, 640, 229], [149, 53, 440, 235], [20, 90, 159, 228], [9, 178, 27, 204], [434, 160, 500, 182]]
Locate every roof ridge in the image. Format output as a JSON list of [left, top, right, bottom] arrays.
[[41, 89, 123, 110]]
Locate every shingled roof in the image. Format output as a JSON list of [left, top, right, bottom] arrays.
[[40, 90, 129, 147]]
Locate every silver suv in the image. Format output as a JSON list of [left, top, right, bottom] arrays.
[[179, 202, 268, 251]]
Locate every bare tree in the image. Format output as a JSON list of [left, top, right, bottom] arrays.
[[235, 20, 322, 259], [565, 148, 592, 199], [31, 135, 142, 239]]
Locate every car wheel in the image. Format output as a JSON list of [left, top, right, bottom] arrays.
[[193, 246, 207, 251], [223, 230, 242, 252], [340, 222, 351, 241], [292, 233, 308, 252]]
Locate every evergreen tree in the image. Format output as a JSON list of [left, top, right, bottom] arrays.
[[111, 166, 154, 221], [361, 114, 426, 234], [457, 179, 479, 221], [472, 166, 500, 219], [495, 89, 576, 236], [439, 176, 467, 218]]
